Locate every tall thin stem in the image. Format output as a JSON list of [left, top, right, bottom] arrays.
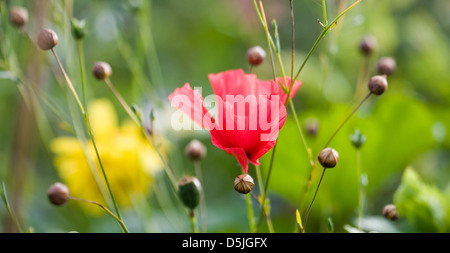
[[50, 49, 127, 233], [246, 193, 255, 233], [303, 167, 327, 232], [194, 160, 207, 233], [76, 40, 87, 109]]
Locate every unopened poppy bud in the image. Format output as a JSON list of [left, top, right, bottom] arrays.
[[376, 57, 396, 76], [350, 129, 366, 149], [71, 18, 86, 40], [359, 35, 377, 56], [9, 6, 28, 28], [47, 182, 70, 206], [246, 46, 266, 66], [318, 148, 339, 168], [37, 28, 58, 50], [178, 176, 201, 210], [368, 75, 388, 95], [234, 174, 254, 194], [185, 139, 206, 161], [93, 61, 112, 80], [382, 204, 398, 221]]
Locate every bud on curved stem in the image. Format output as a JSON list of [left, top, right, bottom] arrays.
[[47, 182, 70, 206], [368, 75, 388, 96], [37, 28, 58, 50]]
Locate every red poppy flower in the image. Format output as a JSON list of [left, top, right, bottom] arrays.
[[169, 69, 301, 173]]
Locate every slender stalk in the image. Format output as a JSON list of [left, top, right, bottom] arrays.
[[323, 92, 371, 148], [246, 193, 255, 233], [103, 78, 178, 192], [254, 165, 274, 233], [194, 161, 207, 233], [322, 0, 328, 27], [303, 167, 327, 233], [189, 210, 198, 233], [70, 196, 129, 233], [293, 0, 362, 83], [76, 40, 87, 109], [50, 49, 127, 233], [290, 0, 295, 82], [1, 184, 24, 233]]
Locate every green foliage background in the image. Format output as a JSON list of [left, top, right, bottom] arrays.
[[0, 0, 449, 233]]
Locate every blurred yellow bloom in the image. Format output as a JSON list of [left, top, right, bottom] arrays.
[[51, 99, 165, 215]]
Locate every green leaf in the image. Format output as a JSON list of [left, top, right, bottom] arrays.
[[394, 167, 450, 232]]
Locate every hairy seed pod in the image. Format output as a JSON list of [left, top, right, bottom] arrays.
[[318, 148, 339, 168], [234, 174, 255, 194], [246, 46, 266, 66], [377, 57, 396, 76], [93, 61, 112, 80], [368, 75, 388, 95], [185, 139, 207, 161], [382, 204, 399, 221], [47, 182, 70, 206], [37, 28, 58, 50], [9, 6, 28, 28], [178, 176, 202, 210]]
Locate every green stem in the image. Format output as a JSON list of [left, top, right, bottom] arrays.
[[303, 167, 327, 232], [293, 0, 362, 83], [50, 49, 127, 233], [246, 193, 255, 233], [76, 40, 87, 109], [70, 196, 129, 233], [1, 183, 24, 233], [194, 160, 207, 233], [189, 210, 198, 233], [322, 0, 328, 27]]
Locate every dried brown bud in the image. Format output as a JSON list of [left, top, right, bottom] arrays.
[[318, 148, 339, 168], [246, 46, 266, 66], [359, 35, 377, 56], [234, 174, 255, 194], [382, 204, 398, 221], [376, 57, 396, 76], [37, 28, 58, 50], [47, 182, 70, 206], [185, 139, 206, 161], [93, 61, 112, 80], [9, 6, 28, 28], [368, 75, 388, 95]]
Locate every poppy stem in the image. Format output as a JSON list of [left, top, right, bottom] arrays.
[[246, 193, 255, 233]]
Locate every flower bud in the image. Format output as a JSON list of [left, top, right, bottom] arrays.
[[178, 176, 201, 210], [37, 28, 58, 50], [318, 148, 339, 168], [71, 18, 86, 40], [234, 174, 255, 194], [47, 182, 70, 206], [185, 139, 206, 161], [9, 6, 28, 29], [350, 129, 366, 149], [359, 35, 377, 56], [376, 57, 396, 76], [368, 75, 388, 95], [382, 204, 398, 221], [305, 117, 319, 137], [92, 61, 112, 80], [246, 46, 266, 66]]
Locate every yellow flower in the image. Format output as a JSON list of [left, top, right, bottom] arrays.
[[51, 99, 165, 215]]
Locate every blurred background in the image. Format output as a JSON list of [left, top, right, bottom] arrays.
[[0, 0, 449, 233]]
